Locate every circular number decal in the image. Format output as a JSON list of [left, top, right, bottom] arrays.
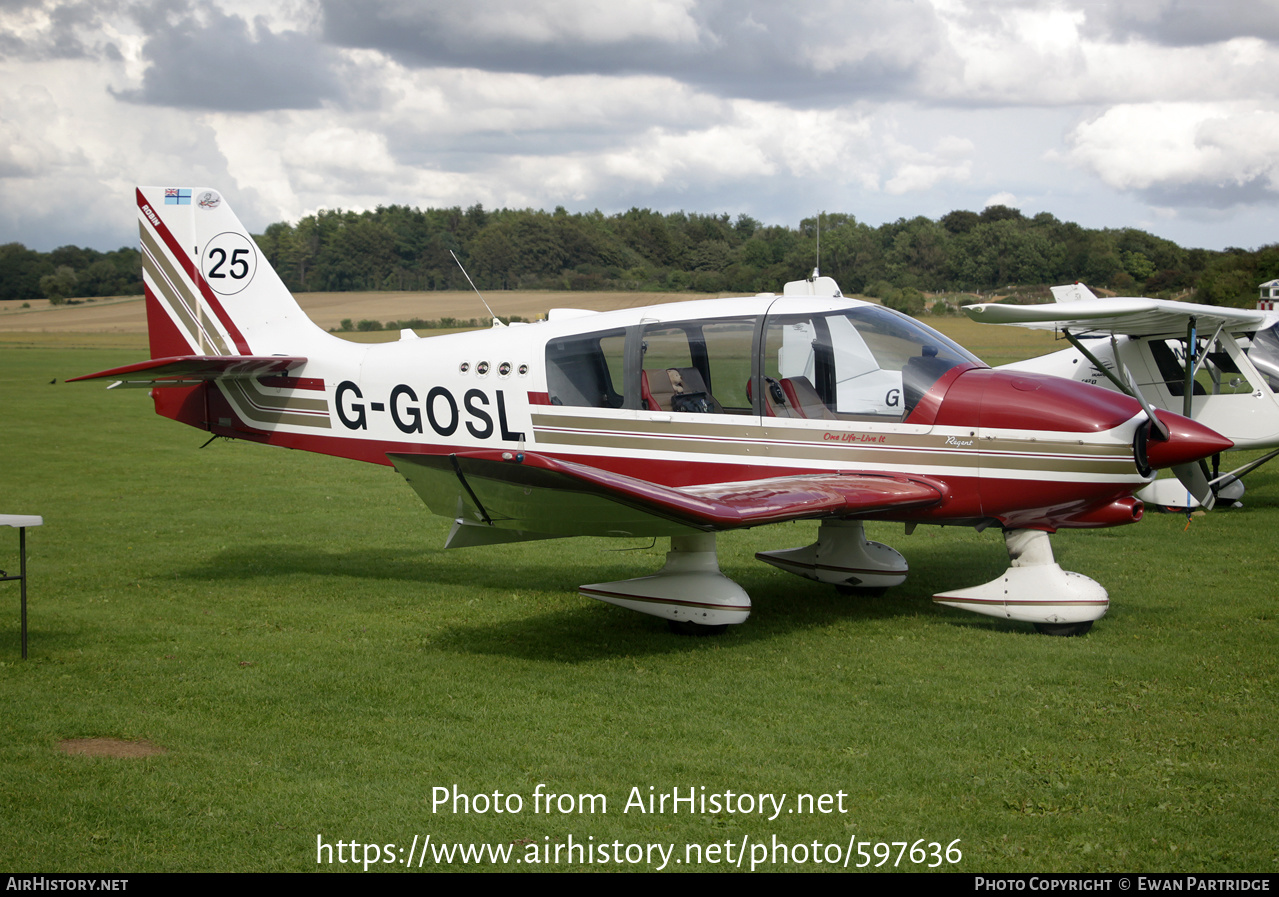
[[200, 232, 257, 296]]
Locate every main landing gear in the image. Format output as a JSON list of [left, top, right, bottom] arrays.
[[579, 525, 1106, 636], [579, 533, 752, 632], [755, 519, 909, 592]]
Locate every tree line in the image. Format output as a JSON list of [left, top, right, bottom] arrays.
[[0, 243, 142, 304], [3, 204, 1277, 308]]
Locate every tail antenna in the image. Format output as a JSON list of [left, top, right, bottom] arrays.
[[450, 250, 504, 328]]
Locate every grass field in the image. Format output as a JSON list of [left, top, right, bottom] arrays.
[[0, 303, 1275, 873], [0, 289, 714, 336]]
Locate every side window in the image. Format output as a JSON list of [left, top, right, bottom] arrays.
[[1150, 338, 1257, 396], [640, 326, 702, 412], [640, 318, 756, 414], [827, 314, 906, 416], [1148, 340, 1202, 396], [545, 329, 626, 408], [763, 317, 839, 420], [702, 320, 755, 411]]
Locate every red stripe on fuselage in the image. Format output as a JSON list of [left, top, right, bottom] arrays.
[[196, 412, 1138, 530]]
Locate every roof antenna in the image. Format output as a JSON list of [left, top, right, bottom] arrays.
[[450, 249, 504, 328], [811, 211, 822, 281]]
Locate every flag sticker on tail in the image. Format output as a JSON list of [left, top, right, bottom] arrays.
[[165, 188, 191, 205]]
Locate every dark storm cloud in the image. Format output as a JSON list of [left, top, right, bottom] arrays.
[[115, 2, 342, 111], [318, 0, 951, 104], [1079, 0, 1279, 47]]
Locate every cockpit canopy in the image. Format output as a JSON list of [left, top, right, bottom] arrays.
[[545, 302, 985, 422]]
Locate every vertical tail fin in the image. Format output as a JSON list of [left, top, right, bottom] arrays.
[[136, 187, 323, 358]]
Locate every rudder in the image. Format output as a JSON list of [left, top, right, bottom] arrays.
[[136, 187, 324, 358]]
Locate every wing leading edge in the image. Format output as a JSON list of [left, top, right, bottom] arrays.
[[965, 296, 1278, 338], [389, 449, 945, 543]]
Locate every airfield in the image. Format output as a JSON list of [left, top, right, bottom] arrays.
[[0, 292, 1275, 872]]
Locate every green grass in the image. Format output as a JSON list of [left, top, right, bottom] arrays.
[[0, 344, 1276, 872], [0, 331, 149, 351]]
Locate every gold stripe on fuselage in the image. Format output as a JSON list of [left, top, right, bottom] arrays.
[[220, 379, 332, 430], [529, 412, 1135, 477]]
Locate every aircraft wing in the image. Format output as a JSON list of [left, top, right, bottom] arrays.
[[390, 449, 945, 540], [965, 296, 1278, 338], [70, 355, 308, 388]]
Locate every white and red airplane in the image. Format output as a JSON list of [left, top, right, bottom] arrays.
[[72, 188, 1232, 636]]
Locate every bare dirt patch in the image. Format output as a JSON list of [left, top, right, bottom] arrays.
[[59, 737, 166, 758]]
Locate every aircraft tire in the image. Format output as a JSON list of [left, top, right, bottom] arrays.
[[667, 620, 728, 636], [1032, 621, 1093, 637]]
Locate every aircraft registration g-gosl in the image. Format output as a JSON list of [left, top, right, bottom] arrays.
[[73, 188, 1232, 636]]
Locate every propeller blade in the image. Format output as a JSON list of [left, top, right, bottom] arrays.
[[1125, 370, 1171, 441], [1172, 460, 1216, 511]]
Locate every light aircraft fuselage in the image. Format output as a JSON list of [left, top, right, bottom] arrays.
[[74, 188, 1231, 635]]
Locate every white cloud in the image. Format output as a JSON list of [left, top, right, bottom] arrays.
[[0, 50, 243, 247], [929, 3, 1278, 106], [882, 133, 973, 195], [796, 1, 952, 76], [1067, 102, 1279, 204]]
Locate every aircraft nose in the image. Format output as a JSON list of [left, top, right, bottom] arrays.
[[1144, 411, 1234, 470]]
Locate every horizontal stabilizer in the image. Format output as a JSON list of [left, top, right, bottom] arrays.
[[70, 355, 308, 388], [390, 449, 945, 538]]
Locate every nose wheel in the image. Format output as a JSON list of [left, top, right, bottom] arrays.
[[1033, 621, 1094, 637], [835, 585, 888, 597], [667, 620, 729, 636], [933, 528, 1108, 635]]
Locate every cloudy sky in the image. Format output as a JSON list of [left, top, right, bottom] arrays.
[[3, 0, 1279, 253]]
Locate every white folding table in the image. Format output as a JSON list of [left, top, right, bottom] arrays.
[[1, 515, 43, 659]]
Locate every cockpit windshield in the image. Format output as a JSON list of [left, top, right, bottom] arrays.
[[763, 305, 984, 421], [1249, 323, 1279, 392]]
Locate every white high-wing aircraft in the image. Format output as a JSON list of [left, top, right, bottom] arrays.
[[72, 188, 1231, 636], [966, 283, 1279, 510]]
